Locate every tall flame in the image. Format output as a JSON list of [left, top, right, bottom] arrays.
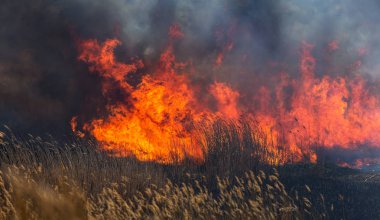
[[75, 26, 380, 166]]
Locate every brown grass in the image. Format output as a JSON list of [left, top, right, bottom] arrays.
[[0, 122, 328, 219], [0, 165, 325, 219]]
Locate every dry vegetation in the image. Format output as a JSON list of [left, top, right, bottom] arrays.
[[0, 165, 326, 220], [0, 122, 372, 219]]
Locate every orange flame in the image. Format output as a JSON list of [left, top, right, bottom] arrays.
[[209, 82, 240, 120], [74, 27, 380, 166], [77, 36, 218, 163], [70, 116, 84, 138]]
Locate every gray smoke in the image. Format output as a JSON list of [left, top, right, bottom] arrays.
[[0, 0, 379, 136]]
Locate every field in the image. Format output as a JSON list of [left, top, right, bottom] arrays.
[[0, 124, 379, 220]]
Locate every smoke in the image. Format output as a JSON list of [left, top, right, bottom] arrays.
[[279, 0, 380, 76], [0, 0, 380, 137]]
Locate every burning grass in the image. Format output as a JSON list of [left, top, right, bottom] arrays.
[[2, 2, 380, 219], [73, 35, 380, 167], [2, 124, 379, 219]]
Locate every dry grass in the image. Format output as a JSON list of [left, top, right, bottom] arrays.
[[0, 123, 329, 219], [0, 165, 325, 220]]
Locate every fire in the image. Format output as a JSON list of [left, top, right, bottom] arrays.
[[74, 26, 380, 166], [77, 34, 222, 163], [70, 116, 84, 138], [276, 43, 380, 149], [209, 82, 240, 120], [339, 158, 380, 169], [251, 43, 380, 163]]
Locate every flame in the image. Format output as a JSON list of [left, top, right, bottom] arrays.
[[209, 82, 240, 120], [339, 158, 380, 169], [70, 116, 84, 138], [74, 26, 380, 166], [272, 43, 380, 150], [249, 43, 380, 163], [77, 37, 217, 163]]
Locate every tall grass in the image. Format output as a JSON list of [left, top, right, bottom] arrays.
[[0, 165, 326, 219], [0, 122, 329, 219]]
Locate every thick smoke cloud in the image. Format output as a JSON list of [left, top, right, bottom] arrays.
[[0, 0, 379, 135]]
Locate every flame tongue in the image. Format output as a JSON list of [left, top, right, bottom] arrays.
[[282, 44, 380, 149], [78, 38, 215, 163], [76, 28, 380, 166]]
